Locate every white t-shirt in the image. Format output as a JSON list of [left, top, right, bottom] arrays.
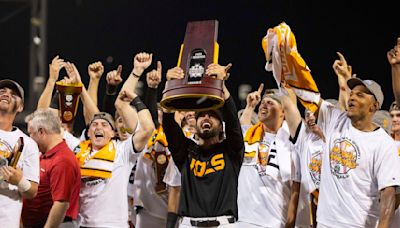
[[293, 122, 325, 228], [133, 143, 181, 219], [0, 127, 40, 228], [63, 130, 80, 151], [317, 101, 400, 228], [77, 136, 138, 228], [163, 157, 181, 187], [238, 124, 295, 227]]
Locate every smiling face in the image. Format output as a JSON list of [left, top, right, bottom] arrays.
[[390, 110, 400, 134], [305, 109, 321, 133], [0, 87, 23, 115], [195, 111, 222, 140], [184, 111, 196, 127], [347, 85, 378, 121], [257, 96, 284, 124], [88, 119, 115, 150]]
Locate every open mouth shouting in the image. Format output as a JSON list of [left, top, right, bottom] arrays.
[[94, 131, 105, 139], [348, 101, 355, 109], [201, 120, 212, 131]]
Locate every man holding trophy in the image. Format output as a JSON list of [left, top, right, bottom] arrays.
[[163, 63, 244, 227], [0, 79, 40, 228]]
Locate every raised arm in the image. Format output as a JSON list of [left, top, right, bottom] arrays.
[[388, 37, 400, 105], [87, 61, 104, 105], [162, 66, 190, 168], [280, 85, 302, 138], [240, 83, 263, 125], [144, 61, 162, 128], [207, 63, 244, 159], [85, 61, 104, 123], [121, 52, 152, 93], [65, 62, 100, 125], [332, 52, 352, 111], [115, 90, 155, 152], [37, 56, 65, 110], [102, 65, 123, 114]]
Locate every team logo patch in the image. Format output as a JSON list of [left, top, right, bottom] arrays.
[[308, 151, 322, 187], [329, 137, 360, 178]]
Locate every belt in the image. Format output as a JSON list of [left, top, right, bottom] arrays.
[[181, 215, 236, 227]]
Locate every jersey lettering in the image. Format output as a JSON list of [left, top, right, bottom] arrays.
[[190, 153, 225, 177], [267, 147, 279, 169]]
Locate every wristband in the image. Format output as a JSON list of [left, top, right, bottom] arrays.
[[17, 177, 31, 193], [131, 72, 141, 78], [130, 96, 147, 112], [166, 212, 179, 228]]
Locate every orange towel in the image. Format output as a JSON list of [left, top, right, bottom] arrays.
[[262, 22, 320, 113]]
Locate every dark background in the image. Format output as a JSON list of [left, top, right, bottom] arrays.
[[0, 0, 399, 133]]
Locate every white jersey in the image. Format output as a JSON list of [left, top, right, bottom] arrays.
[[163, 157, 181, 187], [293, 122, 325, 228], [127, 160, 137, 198], [238, 123, 296, 227], [390, 140, 400, 228], [133, 144, 181, 219], [63, 130, 80, 151], [78, 136, 139, 228], [0, 127, 40, 228], [317, 101, 400, 228]]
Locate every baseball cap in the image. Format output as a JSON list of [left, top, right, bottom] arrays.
[[90, 112, 115, 130], [195, 109, 223, 123], [389, 101, 400, 112], [347, 78, 384, 109], [0, 79, 24, 104], [262, 89, 282, 105]]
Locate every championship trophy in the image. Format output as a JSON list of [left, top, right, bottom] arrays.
[[160, 20, 224, 111], [0, 137, 24, 181], [56, 81, 83, 123], [154, 150, 168, 194]]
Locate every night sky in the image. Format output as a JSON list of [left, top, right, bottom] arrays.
[[1, 0, 399, 132]]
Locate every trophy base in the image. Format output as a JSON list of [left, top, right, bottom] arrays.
[[161, 78, 224, 111]]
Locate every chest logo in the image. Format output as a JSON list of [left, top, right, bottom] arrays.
[[329, 137, 360, 178], [190, 153, 225, 177]]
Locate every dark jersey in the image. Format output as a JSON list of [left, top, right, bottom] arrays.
[[163, 96, 244, 219]]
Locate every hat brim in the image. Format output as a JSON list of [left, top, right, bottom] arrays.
[[346, 78, 366, 90], [0, 80, 24, 103]]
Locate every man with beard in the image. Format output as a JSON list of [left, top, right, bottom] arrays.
[[0, 79, 40, 228], [163, 63, 244, 227]]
